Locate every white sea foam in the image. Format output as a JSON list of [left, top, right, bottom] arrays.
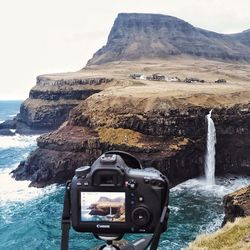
[[0, 168, 61, 224], [168, 206, 181, 214], [0, 168, 58, 205], [8, 114, 17, 118], [0, 134, 39, 149], [172, 176, 250, 198], [199, 214, 224, 234]]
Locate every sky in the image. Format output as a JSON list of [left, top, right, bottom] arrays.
[[0, 0, 250, 100]]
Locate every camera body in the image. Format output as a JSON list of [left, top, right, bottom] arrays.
[[70, 152, 169, 235]]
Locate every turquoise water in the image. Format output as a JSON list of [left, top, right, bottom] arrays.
[[0, 101, 250, 250]]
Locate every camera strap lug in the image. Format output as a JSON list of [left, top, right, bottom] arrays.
[[61, 181, 72, 250]]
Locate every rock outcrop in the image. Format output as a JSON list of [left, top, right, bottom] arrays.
[[0, 74, 113, 134], [222, 185, 250, 226], [12, 93, 250, 187], [87, 13, 250, 65], [12, 123, 204, 187]]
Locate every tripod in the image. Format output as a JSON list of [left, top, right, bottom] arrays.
[[93, 234, 153, 250]]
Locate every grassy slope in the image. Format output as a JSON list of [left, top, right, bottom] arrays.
[[187, 216, 250, 250]]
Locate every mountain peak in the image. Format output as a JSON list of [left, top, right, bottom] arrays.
[[87, 13, 250, 65]]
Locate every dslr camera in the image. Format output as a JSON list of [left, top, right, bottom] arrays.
[[61, 151, 169, 250]]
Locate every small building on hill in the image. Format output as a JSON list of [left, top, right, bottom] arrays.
[[184, 78, 205, 83], [129, 73, 145, 80], [215, 79, 227, 83], [152, 73, 166, 81], [166, 76, 181, 82]]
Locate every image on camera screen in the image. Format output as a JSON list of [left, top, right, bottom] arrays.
[[80, 192, 126, 222]]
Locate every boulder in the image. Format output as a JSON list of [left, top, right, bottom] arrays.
[[222, 185, 250, 226]]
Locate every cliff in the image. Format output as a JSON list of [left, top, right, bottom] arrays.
[[11, 59, 250, 187], [0, 73, 113, 134], [87, 13, 250, 65]]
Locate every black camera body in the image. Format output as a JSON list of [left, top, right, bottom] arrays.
[[70, 152, 169, 235]]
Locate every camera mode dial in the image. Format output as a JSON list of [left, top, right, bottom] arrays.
[[75, 166, 91, 178], [127, 179, 137, 189]]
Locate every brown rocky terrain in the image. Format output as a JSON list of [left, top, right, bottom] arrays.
[[222, 185, 250, 226], [11, 58, 250, 187], [0, 74, 113, 134]]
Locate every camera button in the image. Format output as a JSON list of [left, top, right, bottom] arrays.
[[130, 192, 135, 197], [77, 182, 82, 186], [138, 196, 144, 202], [130, 200, 136, 205], [83, 181, 89, 186]]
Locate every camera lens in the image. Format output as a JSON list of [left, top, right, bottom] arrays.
[[131, 207, 151, 227]]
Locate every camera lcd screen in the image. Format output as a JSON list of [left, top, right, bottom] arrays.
[[80, 192, 126, 222]]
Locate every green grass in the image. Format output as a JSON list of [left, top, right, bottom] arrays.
[[97, 127, 143, 147], [187, 216, 250, 250]]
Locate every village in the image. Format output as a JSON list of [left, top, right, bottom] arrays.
[[129, 73, 227, 84]]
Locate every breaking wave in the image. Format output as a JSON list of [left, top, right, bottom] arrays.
[[0, 168, 57, 206], [0, 134, 39, 149]]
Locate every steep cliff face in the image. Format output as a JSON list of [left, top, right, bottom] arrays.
[[87, 13, 250, 65], [70, 98, 250, 176], [1, 74, 113, 134], [12, 91, 250, 187], [213, 106, 250, 176], [11, 52, 250, 187], [12, 123, 204, 187]]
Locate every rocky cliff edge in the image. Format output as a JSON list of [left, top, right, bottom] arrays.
[[11, 59, 250, 187]]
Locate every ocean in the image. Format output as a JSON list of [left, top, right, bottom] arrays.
[[0, 100, 249, 250]]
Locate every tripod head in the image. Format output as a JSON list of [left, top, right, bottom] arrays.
[[94, 234, 123, 250], [93, 234, 153, 250]]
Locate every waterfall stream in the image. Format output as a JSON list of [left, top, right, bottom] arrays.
[[205, 110, 216, 185]]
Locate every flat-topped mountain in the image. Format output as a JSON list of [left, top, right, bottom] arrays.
[[87, 13, 250, 65]]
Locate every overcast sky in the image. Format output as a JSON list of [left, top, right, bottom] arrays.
[[0, 0, 250, 100]]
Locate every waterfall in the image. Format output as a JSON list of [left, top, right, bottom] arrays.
[[204, 109, 216, 185]]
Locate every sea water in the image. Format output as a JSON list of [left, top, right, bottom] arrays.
[[0, 101, 250, 250]]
